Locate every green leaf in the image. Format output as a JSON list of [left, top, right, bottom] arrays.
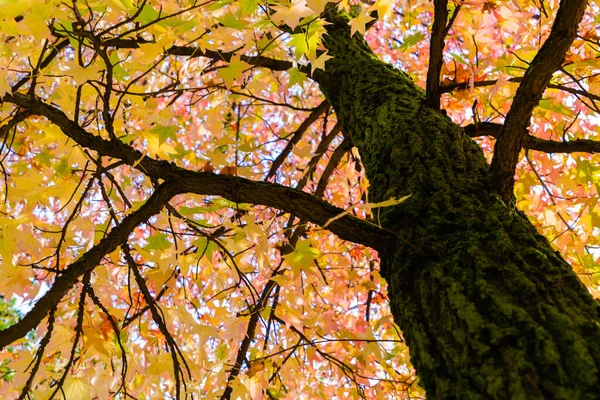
[[178, 205, 209, 216], [145, 233, 172, 251], [168, 143, 192, 159], [238, 0, 259, 15], [135, 4, 160, 24], [150, 124, 178, 145], [206, 0, 236, 11], [218, 12, 249, 29], [284, 239, 321, 276], [35, 151, 52, 167], [288, 67, 307, 89], [399, 32, 425, 50], [52, 157, 71, 177], [217, 56, 250, 89]]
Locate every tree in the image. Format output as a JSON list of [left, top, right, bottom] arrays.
[[0, 0, 599, 398]]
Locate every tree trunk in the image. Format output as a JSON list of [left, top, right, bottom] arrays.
[[316, 10, 600, 399]]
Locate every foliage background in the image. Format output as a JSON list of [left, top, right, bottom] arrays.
[[0, 0, 598, 398]]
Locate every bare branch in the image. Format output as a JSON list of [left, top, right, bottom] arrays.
[[3, 93, 395, 253], [441, 77, 600, 104], [465, 122, 600, 154], [266, 100, 330, 180], [426, 0, 449, 109], [98, 37, 299, 73], [489, 0, 588, 203], [0, 182, 180, 350]]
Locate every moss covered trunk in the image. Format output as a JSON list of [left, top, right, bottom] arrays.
[[316, 10, 600, 399]]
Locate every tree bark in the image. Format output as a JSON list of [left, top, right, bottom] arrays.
[[315, 10, 600, 399]]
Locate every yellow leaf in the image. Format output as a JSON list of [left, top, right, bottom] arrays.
[[270, 0, 314, 30], [283, 239, 321, 276], [292, 144, 313, 158], [147, 353, 172, 375], [63, 376, 92, 398], [305, 0, 328, 14], [0, 68, 11, 97], [47, 324, 75, 354], [137, 42, 166, 65], [66, 60, 103, 86], [348, 9, 374, 37], [0, 265, 31, 298], [310, 51, 333, 73], [323, 195, 411, 227], [370, 0, 394, 18], [23, 7, 52, 42]]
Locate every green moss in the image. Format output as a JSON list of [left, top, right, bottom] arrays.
[[317, 8, 600, 400]]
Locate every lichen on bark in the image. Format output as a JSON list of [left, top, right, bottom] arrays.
[[316, 9, 600, 399]]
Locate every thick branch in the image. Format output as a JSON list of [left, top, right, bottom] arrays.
[[441, 78, 600, 104], [426, 0, 449, 109], [465, 122, 600, 154], [0, 182, 179, 350], [100, 38, 297, 72], [3, 93, 395, 254], [489, 0, 588, 202]]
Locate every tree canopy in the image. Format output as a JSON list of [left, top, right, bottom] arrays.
[[0, 0, 599, 398]]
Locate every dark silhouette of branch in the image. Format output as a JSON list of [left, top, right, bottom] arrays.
[[0, 182, 180, 350], [489, 0, 588, 203], [98, 37, 299, 73], [87, 286, 129, 397], [441, 77, 600, 104], [17, 306, 57, 400], [3, 93, 395, 253], [47, 274, 90, 400], [426, 0, 449, 109], [0, 93, 396, 350], [266, 100, 330, 180], [124, 245, 190, 400], [465, 122, 600, 154], [223, 123, 348, 400]]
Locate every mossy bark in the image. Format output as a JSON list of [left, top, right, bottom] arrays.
[[317, 11, 600, 399]]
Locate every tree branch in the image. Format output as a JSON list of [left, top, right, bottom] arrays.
[[441, 77, 600, 104], [3, 93, 395, 254], [489, 0, 588, 203], [0, 182, 180, 350], [465, 122, 600, 154], [426, 0, 449, 109], [99, 37, 298, 73], [266, 100, 330, 180]]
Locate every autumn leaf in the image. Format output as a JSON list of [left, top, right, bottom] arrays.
[[145, 233, 172, 251], [2, 1, 599, 399], [218, 55, 251, 89], [270, 0, 314, 30], [0, 69, 11, 97], [283, 239, 321, 276], [63, 377, 92, 399], [348, 9, 374, 37]]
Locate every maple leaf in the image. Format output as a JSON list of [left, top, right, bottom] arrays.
[[1, 1, 599, 399], [63, 377, 92, 399], [218, 55, 251, 89], [348, 9, 374, 37], [283, 239, 321, 276], [270, 0, 314, 30], [145, 233, 172, 251], [369, 0, 395, 18], [0, 69, 11, 97], [311, 50, 333, 73], [305, 0, 328, 14], [149, 124, 178, 145], [287, 67, 308, 88]]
